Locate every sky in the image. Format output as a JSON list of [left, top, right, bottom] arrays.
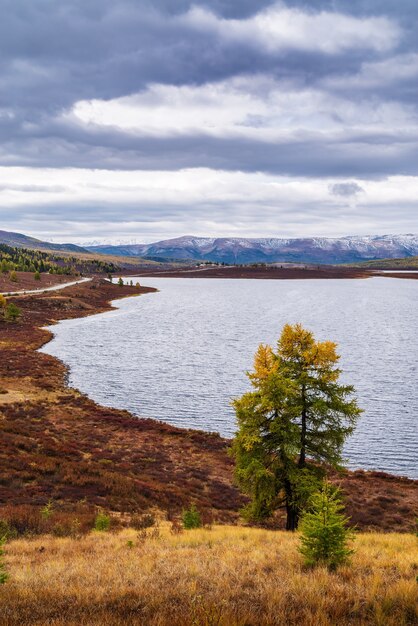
[[0, 0, 417, 244]]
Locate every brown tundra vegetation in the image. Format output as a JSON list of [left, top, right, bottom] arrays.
[[0, 277, 417, 626], [0, 277, 417, 531]]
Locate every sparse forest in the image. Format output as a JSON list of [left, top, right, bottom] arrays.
[[0, 244, 120, 276]]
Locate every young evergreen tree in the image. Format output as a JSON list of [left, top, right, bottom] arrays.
[[4, 302, 21, 322], [0, 538, 8, 584], [182, 504, 202, 529], [232, 324, 362, 530], [299, 482, 354, 570]]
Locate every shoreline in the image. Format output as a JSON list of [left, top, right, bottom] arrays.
[[126, 265, 418, 280], [0, 278, 416, 530]]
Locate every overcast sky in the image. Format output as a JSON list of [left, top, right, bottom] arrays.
[[0, 0, 417, 243]]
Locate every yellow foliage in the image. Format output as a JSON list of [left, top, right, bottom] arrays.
[[279, 323, 339, 367], [249, 343, 276, 383]]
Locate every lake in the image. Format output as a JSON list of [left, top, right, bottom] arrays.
[[40, 277, 418, 479]]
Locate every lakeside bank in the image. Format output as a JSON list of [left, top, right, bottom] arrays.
[[0, 278, 416, 531]]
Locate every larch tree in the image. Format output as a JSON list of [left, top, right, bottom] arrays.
[[232, 323, 362, 530]]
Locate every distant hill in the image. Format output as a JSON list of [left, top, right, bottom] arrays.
[[0, 229, 89, 254], [352, 255, 418, 269], [87, 234, 418, 265]]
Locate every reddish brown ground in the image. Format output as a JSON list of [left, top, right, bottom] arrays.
[[0, 279, 416, 531], [374, 271, 418, 279], [136, 265, 371, 279], [0, 271, 73, 292]]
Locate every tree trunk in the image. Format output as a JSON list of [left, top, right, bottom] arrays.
[[284, 478, 299, 530], [299, 383, 307, 468], [286, 502, 299, 531]]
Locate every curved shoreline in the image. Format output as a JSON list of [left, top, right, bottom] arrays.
[[0, 277, 416, 530]]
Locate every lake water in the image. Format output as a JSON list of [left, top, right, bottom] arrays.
[[40, 277, 418, 479]]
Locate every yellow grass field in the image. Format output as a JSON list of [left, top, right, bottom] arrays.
[[1, 525, 417, 625]]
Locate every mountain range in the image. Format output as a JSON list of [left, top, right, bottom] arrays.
[[2, 229, 418, 265], [86, 234, 418, 265]]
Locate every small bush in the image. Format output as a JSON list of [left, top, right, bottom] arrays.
[[0, 539, 8, 585], [4, 302, 21, 322], [0, 520, 17, 541], [130, 513, 155, 530], [0, 505, 46, 536], [170, 520, 184, 535], [40, 500, 54, 520], [299, 483, 354, 571], [94, 511, 111, 532], [182, 504, 202, 530]]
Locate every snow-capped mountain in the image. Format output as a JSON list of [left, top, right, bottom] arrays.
[[87, 234, 418, 264]]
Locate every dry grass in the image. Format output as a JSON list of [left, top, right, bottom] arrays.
[[1, 525, 417, 625]]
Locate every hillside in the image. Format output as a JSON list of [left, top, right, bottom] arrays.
[[87, 234, 418, 265], [352, 255, 418, 269], [0, 230, 88, 253], [0, 231, 194, 273], [0, 244, 123, 277]]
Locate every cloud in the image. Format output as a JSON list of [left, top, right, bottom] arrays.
[[329, 182, 365, 197], [0, 166, 417, 243], [0, 1, 417, 240], [182, 4, 400, 54]]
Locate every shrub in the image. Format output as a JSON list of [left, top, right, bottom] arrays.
[[0, 520, 17, 541], [40, 500, 54, 520], [94, 511, 111, 532], [182, 504, 202, 530], [9, 270, 17, 282], [34, 271, 41, 280], [170, 519, 183, 535], [0, 505, 46, 536], [4, 302, 21, 322], [0, 539, 8, 585], [130, 513, 155, 530], [117, 277, 124, 286], [299, 483, 354, 571]]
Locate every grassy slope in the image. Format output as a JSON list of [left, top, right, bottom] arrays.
[[1, 525, 417, 625], [350, 256, 418, 269], [37, 247, 161, 269]]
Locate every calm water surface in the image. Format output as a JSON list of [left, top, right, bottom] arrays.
[[40, 277, 418, 478]]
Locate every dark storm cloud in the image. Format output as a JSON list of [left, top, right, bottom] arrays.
[[1, 117, 418, 178], [0, 1, 414, 114], [0, 0, 418, 241]]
